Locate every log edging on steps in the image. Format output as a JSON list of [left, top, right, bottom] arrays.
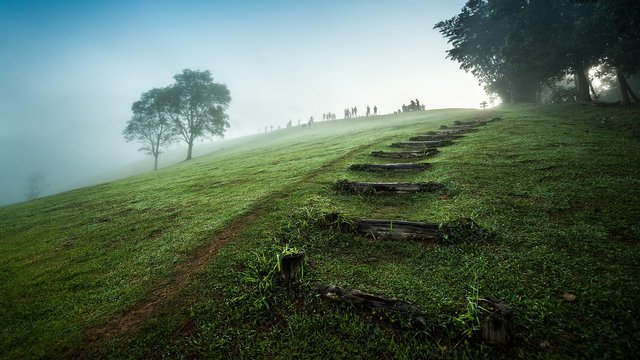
[[349, 163, 432, 172], [333, 180, 444, 194], [316, 284, 426, 328], [370, 149, 439, 158]]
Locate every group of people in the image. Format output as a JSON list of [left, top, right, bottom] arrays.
[[344, 105, 378, 118], [401, 99, 425, 112], [322, 112, 337, 121], [263, 101, 402, 134]]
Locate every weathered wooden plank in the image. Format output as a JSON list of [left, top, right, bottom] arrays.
[[426, 128, 478, 135], [349, 163, 432, 171], [279, 253, 304, 283], [334, 180, 444, 194], [453, 119, 488, 126], [440, 124, 480, 130], [355, 219, 442, 241], [390, 140, 453, 148], [479, 296, 515, 346], [316, 284, 426, 328], [409, 134, 464, 141], [370, 149, 439, 158]]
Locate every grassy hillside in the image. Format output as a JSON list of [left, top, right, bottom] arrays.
[[1, 105, 639, 359]]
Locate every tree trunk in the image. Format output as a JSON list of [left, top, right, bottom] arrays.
[[589, 80, 599, 101], [575, 67, 592, 103], [154, 154, 158, 170], [616, 69, 640, 105], [186, 142, 193, 160]]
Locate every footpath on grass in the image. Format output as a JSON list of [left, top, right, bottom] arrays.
[[70, 142, 378, 356]]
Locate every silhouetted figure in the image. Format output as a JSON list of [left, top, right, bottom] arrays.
[[353, 107, 358, 117], [373, 105, 377, 115], [308, 116, 314, 127], [415, 99, 420, 109], [322, 113, 326, 121], [366, 106, 371, 116]]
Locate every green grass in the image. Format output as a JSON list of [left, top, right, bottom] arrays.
[[1, 105, 639, 359]]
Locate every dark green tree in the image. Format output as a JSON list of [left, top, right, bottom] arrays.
[[435, 0, 623, 104], [594, 0, 640, 104], [435, 0, 515, 102], [165, 69, 231, 160], [123, 88, 176, 170]]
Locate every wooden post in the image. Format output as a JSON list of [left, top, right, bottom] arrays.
[[479, 296, 514, 346], [280, 253, 305, 283]]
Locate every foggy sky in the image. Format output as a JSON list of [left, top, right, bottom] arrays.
[[0, 0, 486, 206]]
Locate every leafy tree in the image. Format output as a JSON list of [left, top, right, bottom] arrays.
[[434, 0, 512, 102], [434, 0, 557, 103], [434, 0, 636, 104], [593, 0, 640, 104], [123, 88, 176, 170], [165, 69, 231, 160]]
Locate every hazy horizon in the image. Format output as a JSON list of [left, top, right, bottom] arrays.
[[0, 0, 487, 206]]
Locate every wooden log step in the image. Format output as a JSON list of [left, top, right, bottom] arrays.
[[453, 119, 488, 126], [479, 296, 515, 346], [316, 284, 426, 328], [409, 134, 464, 141], [334, 180, 444, 194], [355, 219, 442, 241], [426, 128, 478, 135], [440, 124, 480, 130], [349, 163, 432, 171], [371, 149, 439, 158], [390, 140, 453, 148]]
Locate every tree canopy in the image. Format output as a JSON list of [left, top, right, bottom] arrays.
[[165, 69, 231, 160], [123, 69, 231, 166], [123, 88, 176, 170], [435, 0, 640, 104]]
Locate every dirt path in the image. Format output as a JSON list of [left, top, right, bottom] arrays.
[[69, 142, 376, 357], [68, 209, 260, 358]]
